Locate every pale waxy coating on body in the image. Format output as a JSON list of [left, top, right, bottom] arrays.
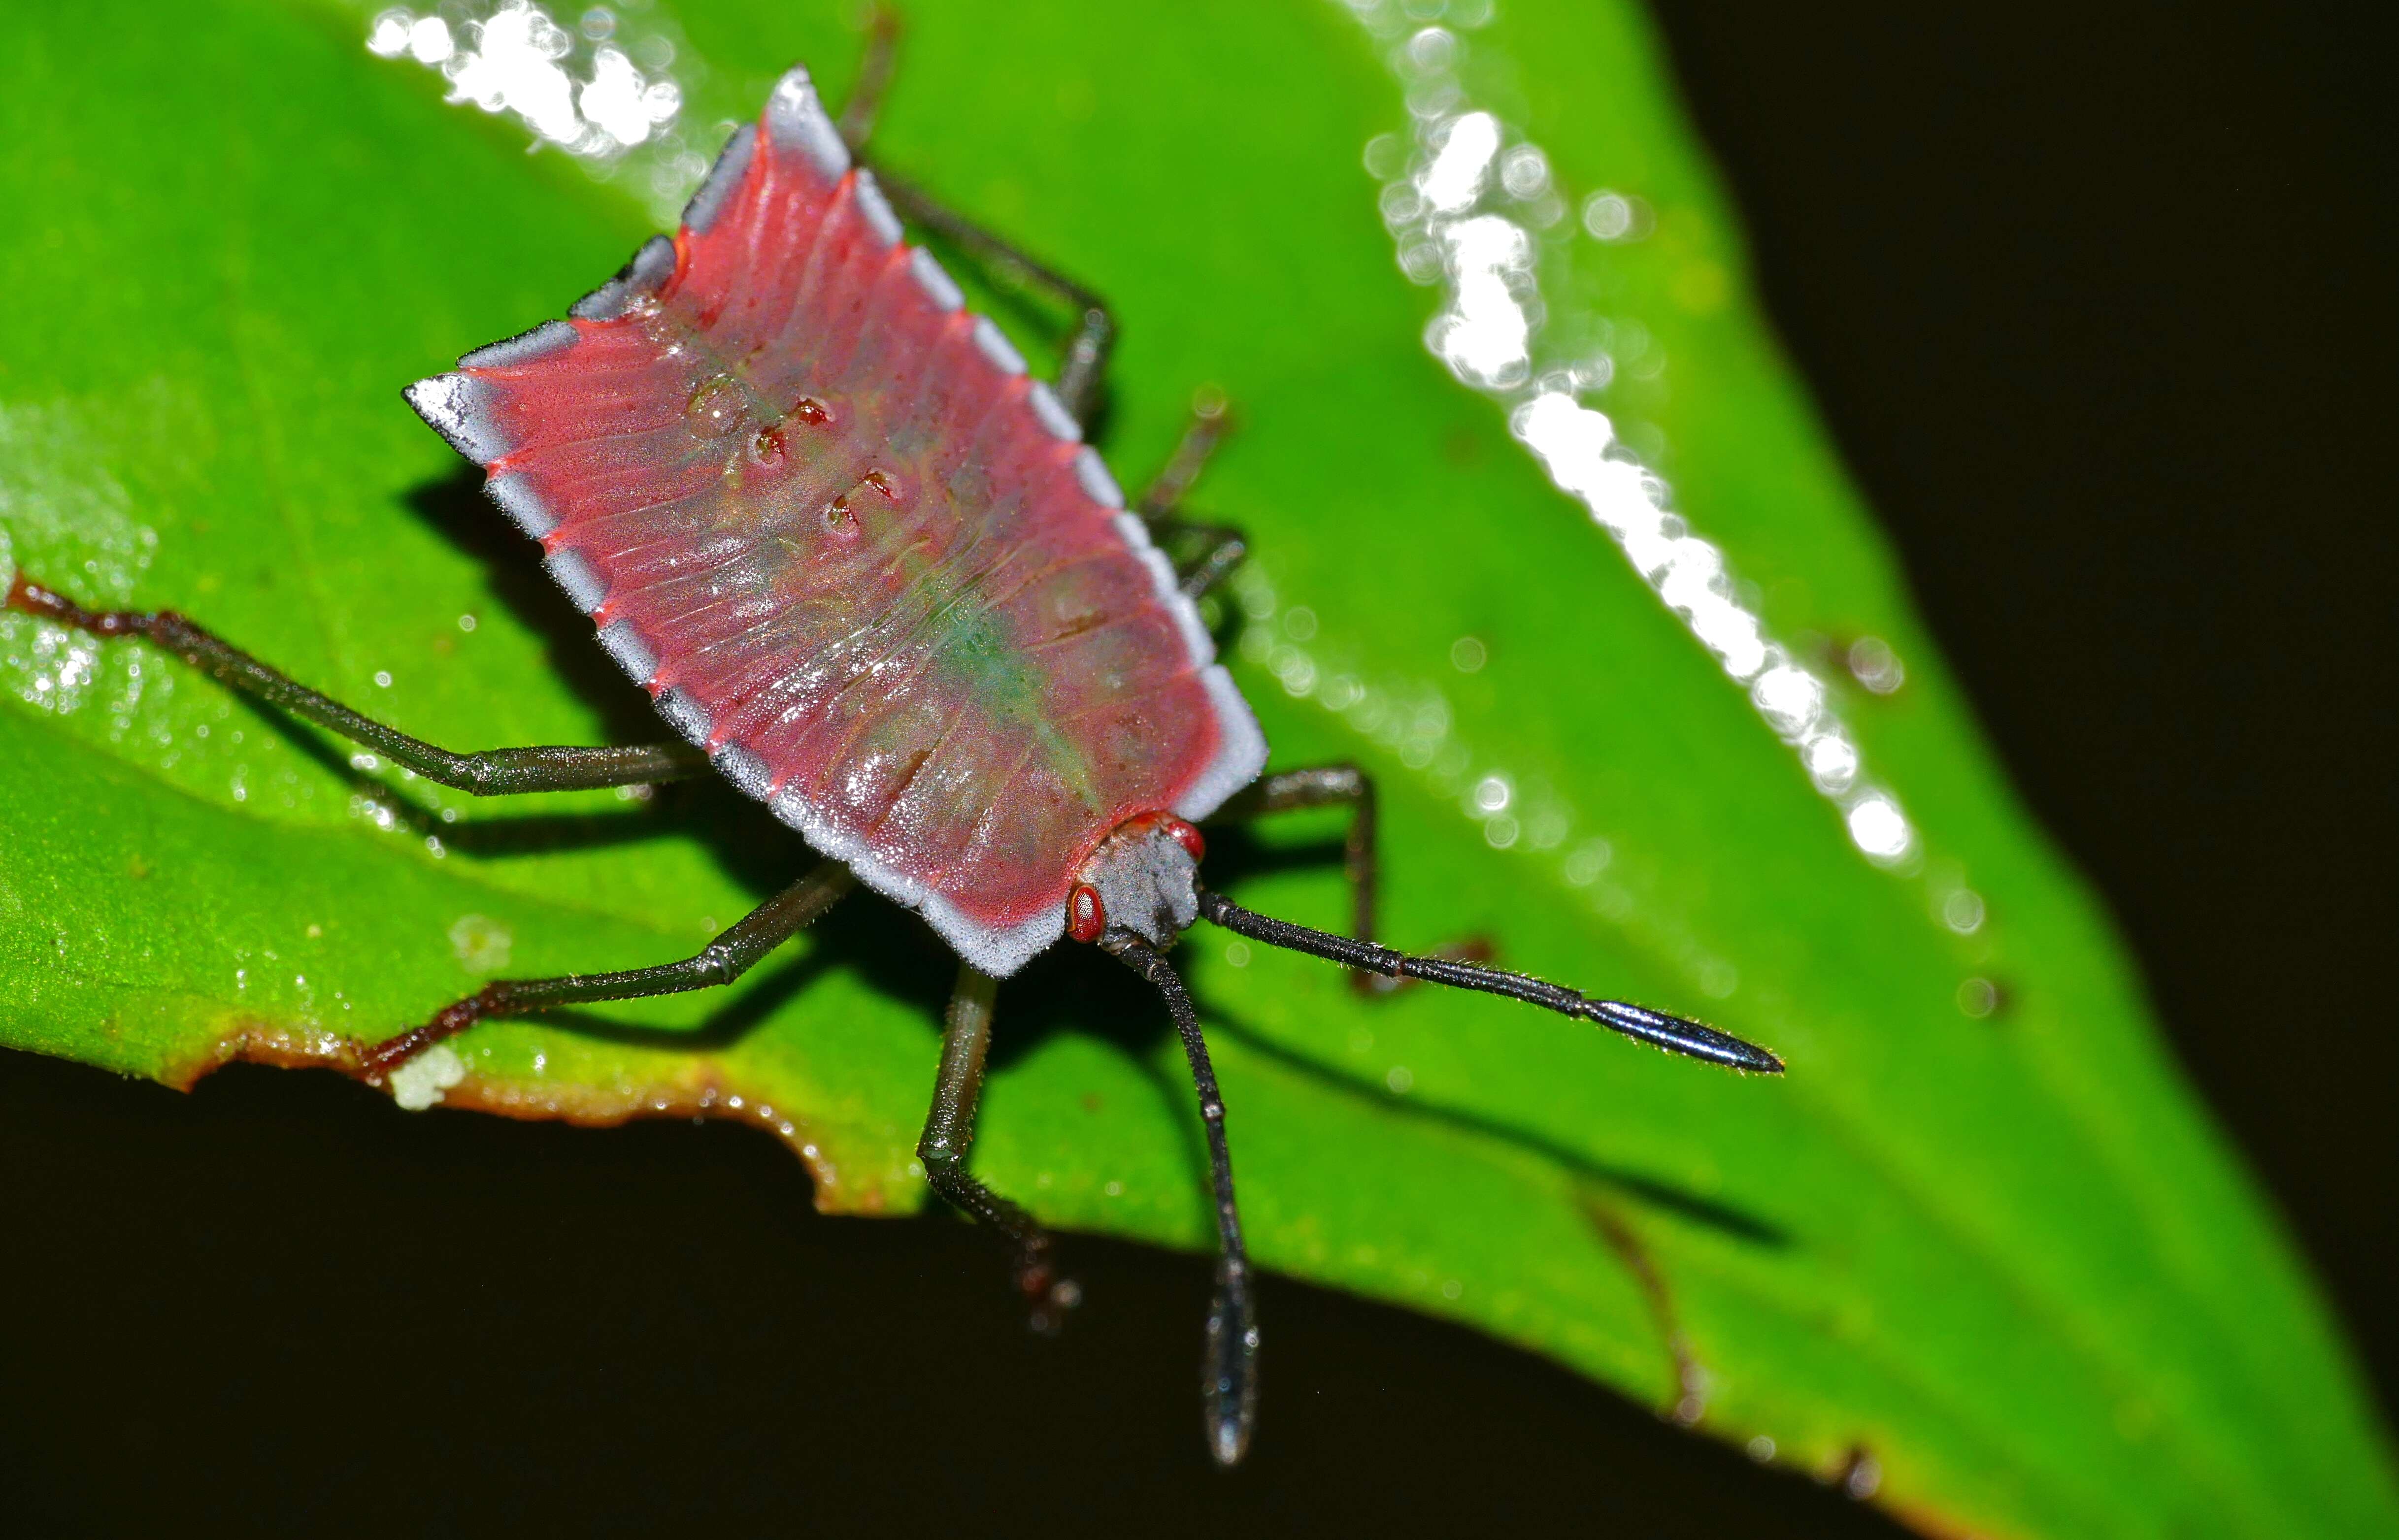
[[407, 67, 1265, 974]]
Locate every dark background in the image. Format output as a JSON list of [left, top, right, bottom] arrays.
[[1, 5, 2387, 1535]]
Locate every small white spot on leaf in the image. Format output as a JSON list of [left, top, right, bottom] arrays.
[[389, 1045, 466, 1112], [448, 913, 513, 975]]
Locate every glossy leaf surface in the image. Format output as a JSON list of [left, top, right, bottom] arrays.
[[0, 2, 2389, 1535]]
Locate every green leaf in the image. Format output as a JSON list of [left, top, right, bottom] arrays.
[[1, 1, 2390, 1534]]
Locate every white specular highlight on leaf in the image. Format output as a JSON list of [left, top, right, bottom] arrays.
[[1339, 0, 1918, 871], [365, 2, 702, 219]]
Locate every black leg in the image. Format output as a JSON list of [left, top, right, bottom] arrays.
[[1211, 763, 1387, 995], [1137, 393, 1249, 600], [915, 962, 1074, 1330], [832, 5, 901, 147], [868, 170, 1117, 424], [832, 26, 1115, 426], [357, 862, 856, 1075], [836, 36, 1244, 582], [1102, 933, 1259, 1468], [6, 573, 709, 795]]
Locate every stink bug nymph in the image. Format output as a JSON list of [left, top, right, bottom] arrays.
[[5, 44, 1781, 1467]]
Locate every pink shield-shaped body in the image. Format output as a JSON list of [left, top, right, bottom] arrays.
[[407, 66, 1266, 975]]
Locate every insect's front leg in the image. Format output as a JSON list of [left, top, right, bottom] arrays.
[[1210, 765, 1384, 993], [1213, 764, 1500, 996], [917, 963, 1075, 1331], [4, 573, 709, 795]]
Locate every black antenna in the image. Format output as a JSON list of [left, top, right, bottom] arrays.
[[1103, 931, 1260, 1467], [1196, 890, 1784, 1075]]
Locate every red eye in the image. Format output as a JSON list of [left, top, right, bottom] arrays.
[[1067, 884, 1106, 943], [1163, 817, 1205, 859]]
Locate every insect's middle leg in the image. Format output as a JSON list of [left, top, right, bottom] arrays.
[[917, 963, 1071, 1329], [358, 862, 856, 1076]]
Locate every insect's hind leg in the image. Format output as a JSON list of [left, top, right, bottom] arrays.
[[831, 31, 1244, 592], [832, 6, 902, 147], [832, 24, 1115, 426], [358, 862, 856, 1076], [867, 170, 1117, 425], [5, 573, 709, 795], [917, 963, 1075, 1330], [1137, 393, 1248, 600]]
